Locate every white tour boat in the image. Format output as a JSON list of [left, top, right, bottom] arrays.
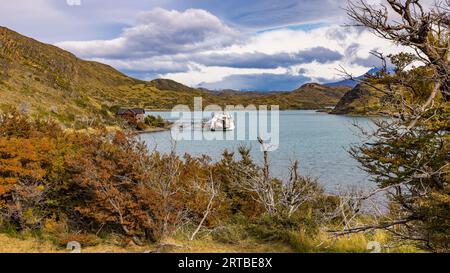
[[209, 112, 235, 131]]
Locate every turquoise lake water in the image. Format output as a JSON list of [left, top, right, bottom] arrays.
[[138, 110, 375, 191]]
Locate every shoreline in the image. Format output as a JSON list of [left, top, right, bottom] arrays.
[[144, 108, 384, 118], [135, 127, 171, 134]]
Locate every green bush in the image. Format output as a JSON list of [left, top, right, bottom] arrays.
[[109, 105, 121, 114], [211, 216, 249, 244], [144, 115, 169, 128], [246, 215, 309, 242], [55, 233, 101, 248], [136, 121, 147, 131]]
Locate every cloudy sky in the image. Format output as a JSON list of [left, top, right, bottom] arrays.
[[0, 0, 410, 91]]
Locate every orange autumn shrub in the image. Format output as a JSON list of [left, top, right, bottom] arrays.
[[0, 137, 54, 196]]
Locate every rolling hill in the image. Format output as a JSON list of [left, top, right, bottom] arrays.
[[0, 26, 351, 126], [331, 84, 386, 115], [330, 69, 398, 115]]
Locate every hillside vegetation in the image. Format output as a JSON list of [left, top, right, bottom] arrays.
[[331, 83, 387, 115], [0, 27, 350, 127]]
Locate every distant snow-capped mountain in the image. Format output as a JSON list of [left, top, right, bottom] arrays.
[[325, 67, 395, 88]]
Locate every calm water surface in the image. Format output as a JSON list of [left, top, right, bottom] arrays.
[[139, 110, 374, 191]]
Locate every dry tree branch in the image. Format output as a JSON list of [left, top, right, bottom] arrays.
[[190, 170, 220, 241]]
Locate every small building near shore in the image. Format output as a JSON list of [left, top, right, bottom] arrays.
[[116, 108, 146, 123]]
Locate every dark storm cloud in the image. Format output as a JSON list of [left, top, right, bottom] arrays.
[[193, 47, 343, 69], [344, 43, 394, 68]]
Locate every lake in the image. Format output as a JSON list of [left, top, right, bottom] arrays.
[[138, 110, 374, 191]]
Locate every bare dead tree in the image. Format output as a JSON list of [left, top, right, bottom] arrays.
[[281, 160, 322, 218], [0, 178, 49, 231], [235, 138, 324, 217], [147, 148, 183, 239], [346, 0, 450, 100], [327, 182, 409, 236], [190, 170, 220, 241], [239, 137, 278, 215], [334, 186, 366, 231]]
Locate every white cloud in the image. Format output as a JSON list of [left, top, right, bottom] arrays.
[[92, 56, 191, 74], [160, 65, 288, 87], [57, 8, 238, 59]]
